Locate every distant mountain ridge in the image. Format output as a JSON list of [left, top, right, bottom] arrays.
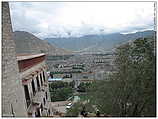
[[45, 30, 155, 53], [13, 31, 73, 55]]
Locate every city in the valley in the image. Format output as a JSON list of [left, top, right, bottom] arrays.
[[2, 2, 156, 117]]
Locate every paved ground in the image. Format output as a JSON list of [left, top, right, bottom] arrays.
[[51, 101, 71, 106], [51, 101, 71, 114], [54, 106, 67, 113]]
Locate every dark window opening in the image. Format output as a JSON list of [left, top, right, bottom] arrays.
[[24, 85, 31, 108], [48, 109, 50, 115], [41, 104, 43, 112], [43, 71, 46, 82], [31, 79, 36, 96], [45, 92, 48, 100], [35, 108, 41, 117], [40, 73, 43, 86], [43, 98, 46, 105], [11, 104, 15, 117], [36, 76, 40, 91]]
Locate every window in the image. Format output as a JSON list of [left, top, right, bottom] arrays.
[[40, 73, 43, 86], [48, 109, 50, 115], [35, 108, 41, 117], [41, 104, 43, 111], [45, 92, 48, 100], [11, 104, 15, 117], [36, 76, 40, 91], [43, 98, 46, 105], [31, 79, 36, 96], [24, 85, 31, 108], [43, 71, 46, 82]]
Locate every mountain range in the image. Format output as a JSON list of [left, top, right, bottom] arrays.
[[45, 30, 155, 54], [13, 31, 73, 55], [13, 30, 155, 56]]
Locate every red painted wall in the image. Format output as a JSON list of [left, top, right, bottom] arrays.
[[18, 55, 45, 72]]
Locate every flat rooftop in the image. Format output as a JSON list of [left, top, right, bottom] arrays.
[[17, 53, 45, 61], [48, 77, 63, 81]]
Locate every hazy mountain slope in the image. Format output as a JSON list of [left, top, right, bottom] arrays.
[[13, 31, 72, 55], [45, 30, 155, 53], [45, 35, 103, 51]]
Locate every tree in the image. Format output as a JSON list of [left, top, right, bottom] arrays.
[[87, 37, 156, 116], [113, 37, 156, 116], [49, 81, 74, 102]]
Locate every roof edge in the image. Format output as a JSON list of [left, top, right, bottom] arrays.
[[17, 53, 45, 61]]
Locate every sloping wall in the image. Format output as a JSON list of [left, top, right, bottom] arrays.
[[2, 2, 27, 117]]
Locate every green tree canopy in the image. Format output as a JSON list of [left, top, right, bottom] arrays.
[[86, 37, 156, 117]]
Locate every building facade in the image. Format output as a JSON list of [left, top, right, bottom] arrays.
[[2, 2, 27, 117], [17, 54, 52, 117], [2, 2, 52, 117]]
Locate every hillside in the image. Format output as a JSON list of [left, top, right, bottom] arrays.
[[13, 31, 73, 55], [45, 30, 155, 53]]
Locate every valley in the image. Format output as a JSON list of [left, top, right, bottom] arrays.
[[12, 30, 155, 117], [2, 2, 156, 117]]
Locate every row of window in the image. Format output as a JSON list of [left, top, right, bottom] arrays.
[[23, 71, 47, 109]]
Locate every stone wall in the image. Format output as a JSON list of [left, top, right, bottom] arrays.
[[2, 2, 27, 117]]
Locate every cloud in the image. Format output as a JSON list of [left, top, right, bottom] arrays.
[[9, 2, 155, 39]]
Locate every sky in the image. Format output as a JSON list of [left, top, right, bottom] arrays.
[[9, 2, 155, 39]]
